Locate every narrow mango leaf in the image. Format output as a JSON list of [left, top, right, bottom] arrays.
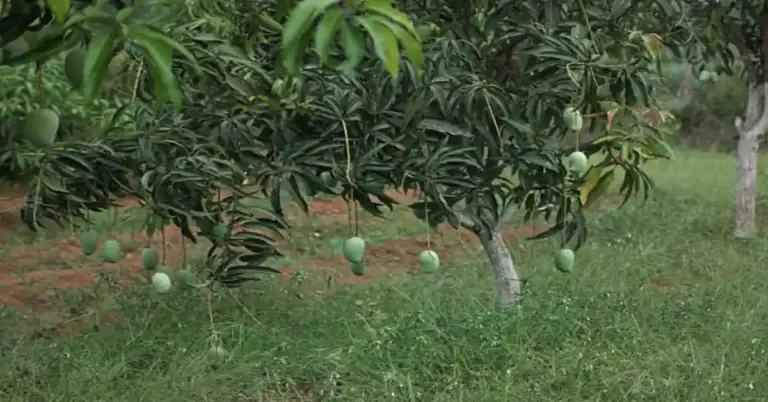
[[142, 56, 165, 105], [115, 7, 135, 22], [418, 119, 471, 137], [647, 139, 676, 159], [256, 13, 283, 32], [365, 13, 422, 76], [583, 170, 615, 208], [281, 30, 311, 75], [281, 0, 337, 48], [128, 27, 182, 111], [641, 33, 663, 60], [336, 23, 365, 75], [592, 134, 625, 144], [1, 29, 83, 66], [621, 142, 630, 161], [355, 15, 400, 77], [364, 1, 420, 40], [225, 74, 255, 97], [313, 8, 344, 64], [578, 166, 603, 206], [82, 32, 118, 99], [128, 24, 197, 64], [47, 0, 71, 22]]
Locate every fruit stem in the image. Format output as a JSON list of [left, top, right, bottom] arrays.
[[422, 183, 431, 249], [342, 119, 352, 186], [30, 172, 42, 230], [353, 200, 359, 236], [36, 61, 44, 109], [560, 174, 567, 246], [181, 231, 187, 269], [131, 59, 144, 103], [66, 199, 75, 239], [161, 227, 166, 264], [346, 196, 352, 235]]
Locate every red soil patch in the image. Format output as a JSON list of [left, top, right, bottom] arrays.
[[278, 222, 540, 292], [0, 185, 621, 331], [0, 186, 27, 242], [0, 189, 420, 324], [0, 228, 189, 308], [646, 274, 689, 293], [305, 189, 420, 222]]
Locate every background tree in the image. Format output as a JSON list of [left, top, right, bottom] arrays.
[[675, 0, 768, 238], [1, 0, 682, 308]]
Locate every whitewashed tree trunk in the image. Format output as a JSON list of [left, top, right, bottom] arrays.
[[478, 228, 521, 308], [734, 83, 768, 238]]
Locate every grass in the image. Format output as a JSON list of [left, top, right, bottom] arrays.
[[3, 148, 768, 401]]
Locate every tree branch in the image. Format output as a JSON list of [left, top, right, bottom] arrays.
[[456, 211, 480, 233], [495, 202, 516, 231], [735, 83, 768, 139]]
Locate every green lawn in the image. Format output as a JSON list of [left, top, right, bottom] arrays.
[[2, 148, 768, 401]]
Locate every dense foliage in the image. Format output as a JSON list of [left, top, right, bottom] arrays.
[[0, 0, 687, 301]]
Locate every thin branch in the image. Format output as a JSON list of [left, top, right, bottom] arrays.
[[456, 211, 480, 233], [495, 203, 516, 231]]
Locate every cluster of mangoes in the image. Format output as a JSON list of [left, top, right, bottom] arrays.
[[341, 236, 439, 276], [79, 229, 196, 293], [552, 106, 592, 274]]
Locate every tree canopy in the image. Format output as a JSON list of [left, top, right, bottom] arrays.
[[0, 0, 691, 305]]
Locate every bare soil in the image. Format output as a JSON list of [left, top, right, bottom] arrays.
[[0, 186, 622, 330]]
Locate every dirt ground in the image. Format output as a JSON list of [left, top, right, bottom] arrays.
[[0, 187, 548, 330]]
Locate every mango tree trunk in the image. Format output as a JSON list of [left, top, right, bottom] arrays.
[[734, 83, 768, 238], [478, 227, 521, 308]]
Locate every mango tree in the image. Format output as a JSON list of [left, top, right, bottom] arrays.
[[276, 0, 683, 306], [675, 0, 768, 237], [3, 0, 683, 308]]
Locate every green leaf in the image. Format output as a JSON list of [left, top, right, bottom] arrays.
[[0, 14, 32, 47], [417, 119, 471, 137], [127, 24, 197, 65], [583, 169, 615, 208], [128, 26, 182, 111], [363, 0, 420, 40], [1, 29, 83, 66], [355, 15, 400, 77], [364, 13, 422, 76], [641, 33, 663, 60], [336, 23, 366, 75], [47, 0, 71, 22], [82, 32, 119, 99], [256, 13, 283, 32], [225, 74, 255, 97], [281, 0, 338, 48], [115, 6, 135, 22], [281, 28, 312, 75], [313, 8, 345, 64], [646, 139, 676, 159]]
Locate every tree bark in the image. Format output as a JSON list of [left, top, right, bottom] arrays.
[[734, 83, 768, 238], [735, 133, 758, 237], [676, 62, 696, 105], [478, 228, 521, 308]]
